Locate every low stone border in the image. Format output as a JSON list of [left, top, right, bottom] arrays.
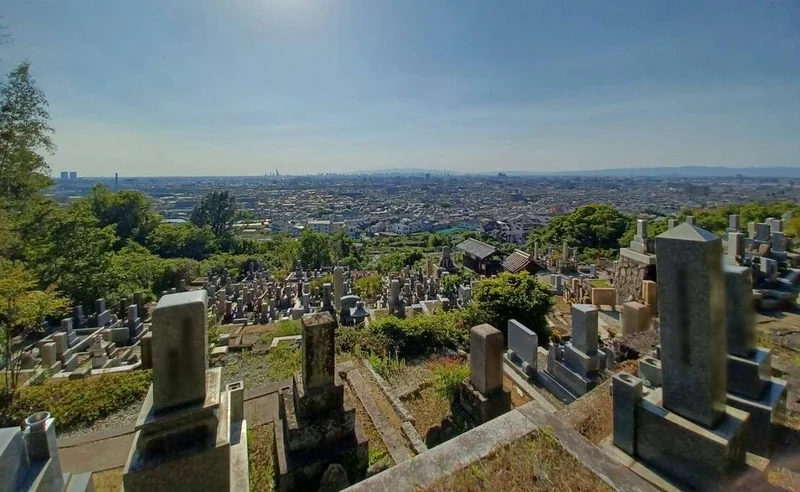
[[362, 359, 414, 423], [347, 402, 657, 492], [361, 358, 428, 454], [341, 365, 412, 464]]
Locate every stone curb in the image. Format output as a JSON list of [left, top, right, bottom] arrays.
[[361, 359, 414, 423]]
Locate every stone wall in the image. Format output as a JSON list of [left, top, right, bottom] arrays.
[[613, 255, 655, 304]]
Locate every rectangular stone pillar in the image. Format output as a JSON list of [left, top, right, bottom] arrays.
[[655, 223, 727, 428], [570, 304, 598, 355], [151, 291, 209, 412], [301, 312, 336, 389], [724, 265, 755, 357], [469, 324, 504, 395]]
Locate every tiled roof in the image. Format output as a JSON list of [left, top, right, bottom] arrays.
[[455, 238, 497, 260], [502, 249, 533, 274]]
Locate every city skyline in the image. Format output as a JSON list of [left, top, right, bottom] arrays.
[[3, 0, 799, 177]]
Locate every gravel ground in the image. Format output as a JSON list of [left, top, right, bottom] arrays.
[[57, 402, 142, 440]]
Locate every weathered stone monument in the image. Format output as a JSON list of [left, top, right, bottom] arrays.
[[504, 319, 538, 378], [724, 265, 787, 456], [459, 324, 511, 423], [612, 223, 749, 488], [621, 301, 651, 336], [274, 311, 368, 491], [543, 304, 610, 400], [333, 266, 344, 311], [122, 290, 249, 491]]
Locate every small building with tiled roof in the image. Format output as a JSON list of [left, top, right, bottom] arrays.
[[456, 238, 501, 275], [502, 249, 540, 274]]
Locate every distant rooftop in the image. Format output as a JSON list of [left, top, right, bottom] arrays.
[[456, 238, 497, 260]]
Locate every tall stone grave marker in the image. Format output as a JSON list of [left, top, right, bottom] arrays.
[[123, 291, 249, 491], [459, 324, 511, 423], [612, 223, 749, 488], [274, 312, 368, 491]]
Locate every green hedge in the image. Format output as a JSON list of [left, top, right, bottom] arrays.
[[0, 371, 152, 430]]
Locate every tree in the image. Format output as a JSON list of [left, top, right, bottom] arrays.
[[298, 229, 331, 269], [468, 272, 553, 344], [354, 275, 382, 301], [84, 185, 161, 247], [147, 223, 219, 260], [0, 62, 54, 204], [527, 204, 630, 255], [26, 205, 119, 307], [190, 191, 237, 238], [0, 260, 67, 393]]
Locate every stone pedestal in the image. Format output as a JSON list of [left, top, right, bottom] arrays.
[[459, 324, 511, 424], [275, 312, 368, 491], [123, 291, 247, 492]]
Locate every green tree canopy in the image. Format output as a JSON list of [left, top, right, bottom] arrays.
[[298, 229, 331, 269], [467, 272, 553, 344], [83, 185, 162, 247], [190, 191, 237, 237], [0, 63, 54, 204], [527, 204, 631, 255]]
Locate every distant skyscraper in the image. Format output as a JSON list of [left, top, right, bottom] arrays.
[[69, 171, 78, 180], [115, 173, 119, 190], [60, 171, 69, 181]]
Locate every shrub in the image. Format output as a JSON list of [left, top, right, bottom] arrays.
[[0, 371, 152, 429], [368, 311, 470, 358], [364, 350, 406, 380], [430, 358, 470, 400]]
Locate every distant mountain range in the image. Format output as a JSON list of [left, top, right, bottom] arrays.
[[352, 166, 800, 178]]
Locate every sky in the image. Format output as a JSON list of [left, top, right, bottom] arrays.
[[2, 0, 799, 176]]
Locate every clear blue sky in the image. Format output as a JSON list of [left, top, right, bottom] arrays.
[[3, 0, 799, 176]]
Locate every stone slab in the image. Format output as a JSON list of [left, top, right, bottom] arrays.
[[727, 377, 787, 456], [346, 409, 537, 492], [151, 290, 209, 413], [619, 248, 657, 265]]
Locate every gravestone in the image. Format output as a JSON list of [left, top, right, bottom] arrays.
[[61, 318, 75, 347], [274, 312, 368, 491], [727, 231, 744, 265], [612, 223, 749, 488], [459, 324, 511, 423], [543, 305, 609, 399], [505, 319, 538, 377], [123, 290, 248, 491], [333, 267, 344, 311], [724, 265, 787, 456]]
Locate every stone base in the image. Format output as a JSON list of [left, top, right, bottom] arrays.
[[281, 386, 356, 453], [632, 389, 749, 489], [123, 369, 233, 491], [274, 414, 369, 492], [545, 358, 599, 399], [727, 349, 772, 400], [458, 379, 511, 424], [123, 436, 231, 492], [503, 353, 536, 379], [727, 377, 787, 456]]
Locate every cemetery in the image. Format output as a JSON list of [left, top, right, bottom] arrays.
[[1, 216, 800, 491]]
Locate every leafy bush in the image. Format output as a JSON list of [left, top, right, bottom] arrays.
[[0, 371, 152, 429], [368, 311, 470, 358], [430, 358, 470, 400], [469, 272, 553, 344], [364, 350, 406, 380], [336, 325, 392, 355]]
